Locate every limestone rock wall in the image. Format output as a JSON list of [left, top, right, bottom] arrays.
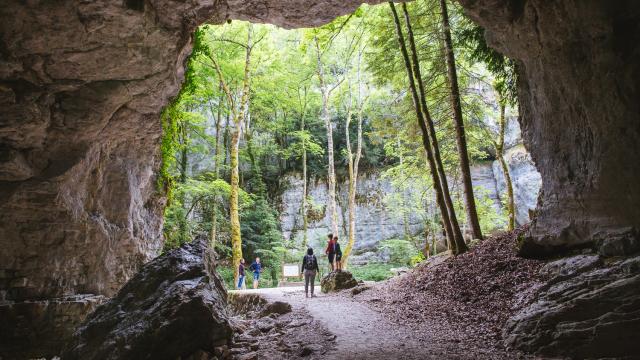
[[279, 134, 541, 259]]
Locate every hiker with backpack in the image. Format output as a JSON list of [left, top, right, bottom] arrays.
[[301, 248, 320, 298]]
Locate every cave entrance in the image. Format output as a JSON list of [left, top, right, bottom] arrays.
[[162, 4, 540, 292], [2, 0, 640, 358]]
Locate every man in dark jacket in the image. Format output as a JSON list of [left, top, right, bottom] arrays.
[[301, 248, 320, 298]]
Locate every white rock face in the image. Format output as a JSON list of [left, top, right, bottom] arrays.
[[278, 117, 541, 255], [492, 117, 542, 225]]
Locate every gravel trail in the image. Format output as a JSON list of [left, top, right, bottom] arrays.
[[238, 286, 515, 359]]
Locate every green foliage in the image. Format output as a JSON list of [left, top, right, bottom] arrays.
[[350, 263, 397, 282], [160, 1, 525, 283], [241, 195, 286, 287], [380, 238, 422, 266], [410, 252, 426, 267]]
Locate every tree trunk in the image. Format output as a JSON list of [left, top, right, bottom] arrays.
[[438, 0, 483, 240], [390, 2, 463, 254], [314, 37, 339, 236], [496, 102, 516, 230], [401, 3, 467, 254], [342, 78, 365, 269], [229, 127, 242, 284], [209, 24, 253, 286], [301, 107, 309, 248], [209, 91, 224, 250]]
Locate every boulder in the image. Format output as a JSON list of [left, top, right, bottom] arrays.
[[503, 254, 640, 358], [321, 271, 358, 293], [62, 240, 233, 360], [261, 301, 292, 317]]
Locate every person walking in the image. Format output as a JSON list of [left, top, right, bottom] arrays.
[[325, 233, 336, 272], [249, 257, 263, 289], [237, 258, 246, 290], [301, 248, 320, 298], [333, 236, 343, 271]]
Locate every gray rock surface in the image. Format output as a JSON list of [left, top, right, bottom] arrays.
[[459, 0, 640, 256], [63, 239, 232, 360], [0, 294, 106, 359], [0, 1, 382, 356], [503, 254, 640, 358], [279, 152, 540, 259]]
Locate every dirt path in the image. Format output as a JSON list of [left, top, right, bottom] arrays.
[[235, 286, 512, 359]]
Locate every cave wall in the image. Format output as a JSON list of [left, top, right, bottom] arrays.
[[1, 0, 639, 357], [0, 0, 380, 357], [458, 0, 640, 256]]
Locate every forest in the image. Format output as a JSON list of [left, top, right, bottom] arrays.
[[160, 0, 519, 288]]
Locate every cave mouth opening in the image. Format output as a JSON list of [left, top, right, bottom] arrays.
[[2, 0, 640, 358], [163, 4, 540, 292]]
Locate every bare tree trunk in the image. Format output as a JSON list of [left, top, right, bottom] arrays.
[[401, 3, 467, 254], [209, 24, 254, 286], [300, 94, 310, 248], [314, 37, 339, 236], [390, 2, 465, 254], [209, 90, 224, 250], [495, 102, 516, 230], [343, 68, 366, 268], [438, 0, 483, 240]]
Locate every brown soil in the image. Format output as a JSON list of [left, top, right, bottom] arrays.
[[355, 226, 548, 354], [227, 228, 548, 359]]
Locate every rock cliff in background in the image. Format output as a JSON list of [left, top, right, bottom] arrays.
[[279, 119, 541, 260], [492, 118, 542, 226], [458, 0, 640, 257], [63, 239, 232, 360]]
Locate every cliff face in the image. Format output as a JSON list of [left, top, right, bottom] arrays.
[[279, 119, 541, 260], [458, 0, 640, 256]]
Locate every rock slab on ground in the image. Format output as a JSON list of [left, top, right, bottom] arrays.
[[504, 254, 640, 358], [63, 239, 233, 360], [321, 271, 358, 293]]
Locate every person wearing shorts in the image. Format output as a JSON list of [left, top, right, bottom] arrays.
[[325, 233, 336, 272], [249, 257, 262, 289]]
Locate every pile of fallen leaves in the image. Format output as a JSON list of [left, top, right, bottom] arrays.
[[358, 226, 548, 350]]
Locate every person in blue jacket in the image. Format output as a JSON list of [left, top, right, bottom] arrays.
[[249, 257, 263, 289]]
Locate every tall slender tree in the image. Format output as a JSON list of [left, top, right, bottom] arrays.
[[438, 0, 483, 240], [313, 36, 343, 236], [390, 2, 467, 254], [401, 2, 467, 254], [207, 24, 255, 285], [493, 87, 516, 231], [342, 52, 368, 268]]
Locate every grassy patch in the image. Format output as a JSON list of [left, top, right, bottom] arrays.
[[349, 263, 401, 282]]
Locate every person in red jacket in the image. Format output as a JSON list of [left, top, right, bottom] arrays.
[[325, 233, 336, 272]]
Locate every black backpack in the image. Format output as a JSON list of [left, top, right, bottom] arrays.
[[304, 255, 317, 270]]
